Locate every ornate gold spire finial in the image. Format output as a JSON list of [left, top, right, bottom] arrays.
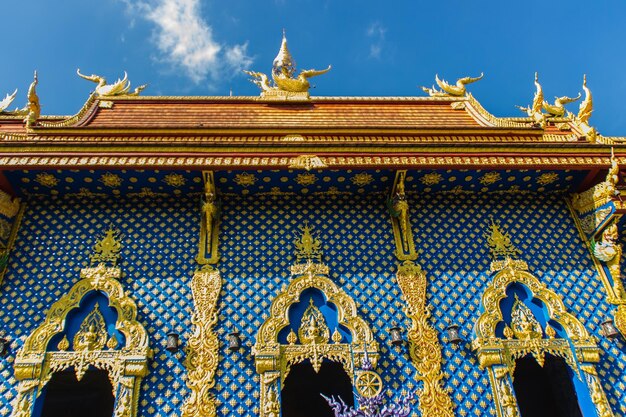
[[244, 31, 331, 99], [24, 71, 40, 128], [0, 89, 17, 113], [77, 69, 146, 97], [516, 72, 546, 128], [421, 72, 483, 97], [90, 228, 122, 266]]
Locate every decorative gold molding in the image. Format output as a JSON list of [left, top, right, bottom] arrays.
[[288, 155, 328, 171], [472, 250, 614, 417], [395, 261, 455, 417], [0, 155, 619, 169], [11, 232, 150, 417], [181, 265, 222, 417], [196, 171, 220, 265]]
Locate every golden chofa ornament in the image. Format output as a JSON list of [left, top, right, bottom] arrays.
[[244, 30, 331, 100]]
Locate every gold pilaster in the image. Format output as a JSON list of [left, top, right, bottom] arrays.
[[196, 171, 220, 265], [181, 265, 222, 417], [388, 170, 455, 417]]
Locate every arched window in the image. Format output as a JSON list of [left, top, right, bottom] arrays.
[[473, 263, 615, 417]]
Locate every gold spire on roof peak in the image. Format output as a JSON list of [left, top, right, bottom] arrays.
[[244, 31, 331, 100]]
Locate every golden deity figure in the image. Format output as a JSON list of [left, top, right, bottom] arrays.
[[24, 71, 40, 128], [298, 298, 330, 345], [202, 188, 218, 241], [542, 92, 581, 118], [516, 72, 546, 128], [421, 73, 483, 97], [77, 69, 146, 97], [0, 89, 17, 113], [510, 294, 543, 340], [264, 387, 280, 417], [73, 305, 108, 351], [244, 31, 331, 97], [392, 172, 410, 248]]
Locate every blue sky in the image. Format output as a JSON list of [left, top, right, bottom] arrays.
[[2, 1, 625, 135]]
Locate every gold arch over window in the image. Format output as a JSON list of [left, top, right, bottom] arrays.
[[253, 261, 379, 417], [472, 260, 615, 417], [11, 234, 150, 417]]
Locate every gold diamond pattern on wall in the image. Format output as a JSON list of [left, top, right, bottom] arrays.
[[0, 189, 624, 417], [0, 196, 199, 417]]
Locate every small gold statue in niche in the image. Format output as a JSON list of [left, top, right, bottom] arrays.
[[298, 298, 330, 345], [73, 304, 108, 351], [505, 294, 543, 341]]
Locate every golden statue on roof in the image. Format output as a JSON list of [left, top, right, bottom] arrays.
[[77, 69, 147, 97], [516, 72, 546, 128], [542, 92, 581, 117], [421, 73, 483, 97], [568, 75, 598, 141], [0, 89, 17, 113], [244, 31, 331, 99]]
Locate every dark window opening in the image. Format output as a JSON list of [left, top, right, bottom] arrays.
[[37, 368, 114, 417], [282, 360, 354, 417], [513, 354, 583, 417]]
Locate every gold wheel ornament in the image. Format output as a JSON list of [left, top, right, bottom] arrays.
[[356, 371, 383, 398]]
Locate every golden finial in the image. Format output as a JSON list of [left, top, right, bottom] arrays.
[[57, 335, 70, 351], [77, 69, 146, 97], [90, 228, 122, 266], [516, 72, 546, 127], [273, 29, 296, 80], [287, 329, 298, 345], [24, 71, 40, 128], [421, 73, 483, 97], [244, 31, 331, 98], [331, 328, 342, 344], [0, 89, 17, 113], [486, 219, 521, 259], [577, 74, 593, 125], [607, 147, 619, 187]]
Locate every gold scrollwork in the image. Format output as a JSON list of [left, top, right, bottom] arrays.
[[395, 261, 455, 417], [11, 232, 150, 417], [181, 265, 222, 417]]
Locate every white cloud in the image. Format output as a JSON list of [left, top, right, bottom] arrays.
[[123, 0, 253, 83], [366, 21, 386, 59]]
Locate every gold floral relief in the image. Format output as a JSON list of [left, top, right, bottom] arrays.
[[181, 266, 222, 417]]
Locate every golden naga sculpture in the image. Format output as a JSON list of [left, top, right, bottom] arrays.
[[24, 71, 40, 128], [542, 92, 581, 117], [0, 89, 17, 113], [244, 31, 331, 98], [568, 75, 598, 141], [421, 72, 483, 97], [77, 69, 147, 97], [516, 72, 546, 128]]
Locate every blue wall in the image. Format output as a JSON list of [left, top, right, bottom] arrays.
[[0, 191, 624, 417]]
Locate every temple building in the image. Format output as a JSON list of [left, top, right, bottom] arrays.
[[0, 34, 625, 417]]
